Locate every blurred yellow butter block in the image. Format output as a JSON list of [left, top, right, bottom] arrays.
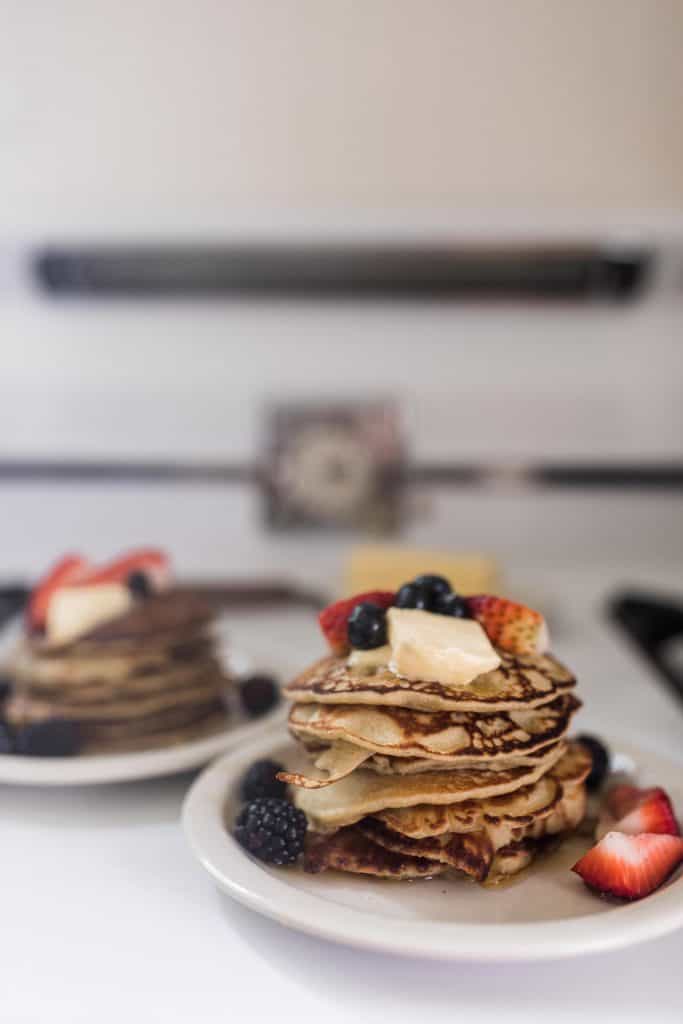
[[344, 545, 500, 597]]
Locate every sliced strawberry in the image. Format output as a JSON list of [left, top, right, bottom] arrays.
[[26, 554, 91, 631], [466, 594, 549, 655], [319, 591, 395, 655], [604, 784, 680, 837], [81, 548, 170, 589], [572, 831, 683, 901]]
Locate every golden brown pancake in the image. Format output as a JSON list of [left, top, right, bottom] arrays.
[[292, 742, 566, 831], [374, 743, 591, 838], [288, 693, 580, 762], [304, 827, 447, 878], [284, 651, 575, 713]]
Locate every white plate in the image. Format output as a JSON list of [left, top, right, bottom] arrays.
[[0, 705, 286, 786], [183, 732, 683, 962]]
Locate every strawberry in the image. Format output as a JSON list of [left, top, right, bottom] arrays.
[[604, 784, 679, 837], [81, 548, 170, 589], [26, 554, 91, 631], [572, 831, 683, 901], [465, 594, 549, 655], [319, 591, 395, 655]]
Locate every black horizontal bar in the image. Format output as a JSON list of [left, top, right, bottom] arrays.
[[34, 245, 650, 301], [1, 459, 682, 490]]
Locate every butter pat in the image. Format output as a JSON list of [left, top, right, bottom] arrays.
[[387, 608, 500, 687], [347, 644, 391, 671], [46, 583, 133, 644]]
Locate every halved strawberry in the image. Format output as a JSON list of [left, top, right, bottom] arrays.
[[572, 831, 683, 901], [26, 554, 91, 631], [81, 548, 170, 589], [603, 784, 679, 837], [319, 591, 395, 655], [465, 594, 549, 655]]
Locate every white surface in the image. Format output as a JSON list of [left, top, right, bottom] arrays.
[[3, 598, 683, 1021], [183, 733, 683, 962]]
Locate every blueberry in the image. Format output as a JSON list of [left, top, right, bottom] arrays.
[[0, 720, 13, 754], [395, 583, 420, 609], [576, 734, 610, 791], [240, 759, 287, 801], [127, 570, 153, 598], [0, 677, 12, 703], [14, 719, 82, 757], [347, 602, 388, 649], [239, 675, 281, 718], [434, 592, 469, 618], [413, 575, 452, 597]]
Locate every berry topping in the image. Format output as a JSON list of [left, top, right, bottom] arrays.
[[27, 554, 91, 632], [434, 592, 470, 618], [235, 797, 307, 865], [347, 602, 388, 650], [395, 583, 420, 609], [82, 549, 170, 590], [465, 595, 549, 655], [239, 675, 282, 718], [576, 734, 610, 791], [318, 591, 395, 655], [412, 574, 452, 597], [127, 570, 153, 598], [572, 831, 683, 901], [14, 719, 82, 757], [240, 759, 287, 801], [605, 784, 679, 836]]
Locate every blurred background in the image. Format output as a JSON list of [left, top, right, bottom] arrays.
[[1, 1, 682, 683]]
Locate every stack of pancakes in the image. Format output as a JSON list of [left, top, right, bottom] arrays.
[[280, 650, 590, 884], [6, 591, 230, 752]]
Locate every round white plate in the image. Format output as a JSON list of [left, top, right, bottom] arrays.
[[183, 732, 683, 962], [0, 705, 286, 786]]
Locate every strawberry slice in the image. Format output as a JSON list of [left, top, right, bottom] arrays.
[[26, 554, 91, 631], [604, 784, 680, 837], [81, 548, 170, 589], [572, 831, 683, 901], [465, 594, 549, 655], [319, 591, 395, 655]]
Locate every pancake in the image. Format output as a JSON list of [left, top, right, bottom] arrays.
[[303, 827, 447, 878], [12, 659, 224, 704], [31, 590, 213, 655], [280, 737, 565, 788], [292, 741, 566, 831], [373, 743, 591, 839], [81, 708, 229, 754], [11, 637, 213, 689], [284, 651, 576, 713], [5, 673, 225, 723], [288, 693, 580, 762]]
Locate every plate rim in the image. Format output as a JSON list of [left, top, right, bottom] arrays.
[[0, 705, 286, 786], [182, 731, 683, 962]]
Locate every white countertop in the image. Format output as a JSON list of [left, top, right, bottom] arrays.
[[3, 587, 683, 1024]]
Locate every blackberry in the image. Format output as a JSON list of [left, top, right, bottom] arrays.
[[235, 797, 307, 865], [347, 602, 387, 649], [14, 719, 82, 757], [239, 675, 281, 718], [434, 591, 469, 618], [576, 734, 610, 791], [240, 759, 287, 801]]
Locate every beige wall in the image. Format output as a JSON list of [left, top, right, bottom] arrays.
[[1, 0, 683, 231]]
